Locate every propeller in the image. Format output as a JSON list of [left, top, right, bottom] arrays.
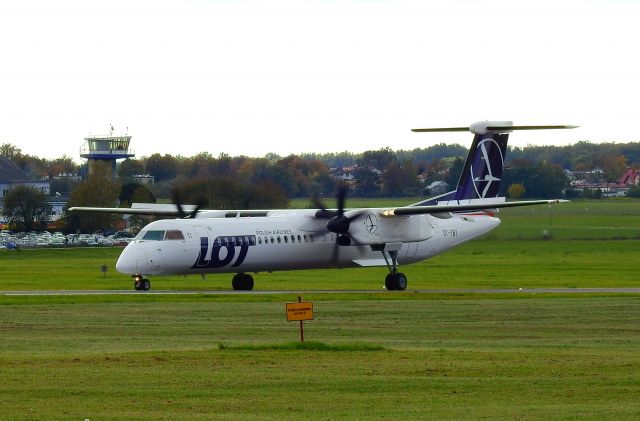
[[312, 195, 337, 219], [312, 186, 367, 265], [172, 190, 207, 219]]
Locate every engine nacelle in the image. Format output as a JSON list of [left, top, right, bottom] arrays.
[[350, 213, 433, 245]]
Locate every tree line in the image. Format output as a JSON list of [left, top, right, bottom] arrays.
[[2, 139, 640, 232]]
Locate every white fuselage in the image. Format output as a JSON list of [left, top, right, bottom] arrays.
[[115, 209, 501, 276]]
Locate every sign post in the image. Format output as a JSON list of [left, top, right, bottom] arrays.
[[285, 296, 314, 342]]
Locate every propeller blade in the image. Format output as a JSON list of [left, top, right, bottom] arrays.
[[172, 191, 187, 219], [331, 241, 340, 266], [348, 232, 364, 246], [349, 235, 368, 258], [188, 196, 208, 219], [336, 185, 347, 216], [312, 195, 336, 219]]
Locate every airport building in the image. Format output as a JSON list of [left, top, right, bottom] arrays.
[[80, 128, 134, 178]]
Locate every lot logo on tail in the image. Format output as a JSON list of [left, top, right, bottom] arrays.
[[470, 137, 504, 198]]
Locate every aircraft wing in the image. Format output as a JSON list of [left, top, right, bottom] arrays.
[[381, 199, 568, 217], [68, 206, 180, 216], [70, 199, 567, 219]]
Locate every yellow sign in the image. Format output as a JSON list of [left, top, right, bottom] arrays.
[[286, 301, 314, 322]]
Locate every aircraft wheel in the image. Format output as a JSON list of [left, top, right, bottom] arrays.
[[142, 279, 151, 291], [232, 274, 241, 290], [395, 273, 407, 291], [242, 274, 254, 291], [384, 273, 407, 291], [134, 279, 143, 291], [385, 273, 397, 291], [232, 273, 254, 291]]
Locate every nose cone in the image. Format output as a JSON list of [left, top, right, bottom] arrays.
[[116, 242, 149, 275]]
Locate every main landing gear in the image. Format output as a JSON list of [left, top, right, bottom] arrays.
[[379, 248, 408, 291], [133, 275, 151, 291], [232, 273, 254, 291]]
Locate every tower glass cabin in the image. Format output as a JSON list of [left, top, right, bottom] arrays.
[[80, 133, 135, 178]]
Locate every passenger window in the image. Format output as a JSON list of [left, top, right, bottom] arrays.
[[297, 235, 302, 243], [165, 230, 184, 240], [284, 236, 288, 243], [270, 236, 274, 244], [258, 237, 262, 245], [142, 230, 165, 241], [277, 236, 281, 244], [249, 236, 256, 246]]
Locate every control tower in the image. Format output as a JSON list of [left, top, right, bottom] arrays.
[[80, 127, 134, 178]]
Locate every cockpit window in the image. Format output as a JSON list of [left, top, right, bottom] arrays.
[[140, 230, 185, 241], [165, 230, 185, 240], [142, 230, 165, 241]]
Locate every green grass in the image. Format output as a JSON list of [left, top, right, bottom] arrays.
[[487, 199, 640, 240], [1, 238, 638, 290], [1, 198, 639, 418], [1, 297, 640, 419], [218, 341, 386, 351]]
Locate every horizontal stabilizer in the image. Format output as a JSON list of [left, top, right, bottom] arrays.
[[412, 121, 578, 135], [411, 127, 469, 132], [488, 125, 578, 131]]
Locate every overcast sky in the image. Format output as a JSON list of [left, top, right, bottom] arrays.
[[1, 0, 638, 161]]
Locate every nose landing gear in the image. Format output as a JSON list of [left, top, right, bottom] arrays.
[[133, 275, 151, 291]]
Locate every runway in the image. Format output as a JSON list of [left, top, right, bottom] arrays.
[[2, 288, 640, 296]]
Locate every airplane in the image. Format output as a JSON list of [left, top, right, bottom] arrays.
[[70, 120, 576, 291]]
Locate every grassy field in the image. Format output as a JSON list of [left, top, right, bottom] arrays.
[[1, 295, 640, 419], [0, 239, 639, 291], [1, 199, 640, 419], [486, 199, 640, 240]]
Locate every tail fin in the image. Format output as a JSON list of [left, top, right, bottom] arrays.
[[412, 121, 577, 206], [452, 131, 508, 201]]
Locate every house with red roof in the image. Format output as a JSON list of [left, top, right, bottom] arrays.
[[618, 169, 640, 186]]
